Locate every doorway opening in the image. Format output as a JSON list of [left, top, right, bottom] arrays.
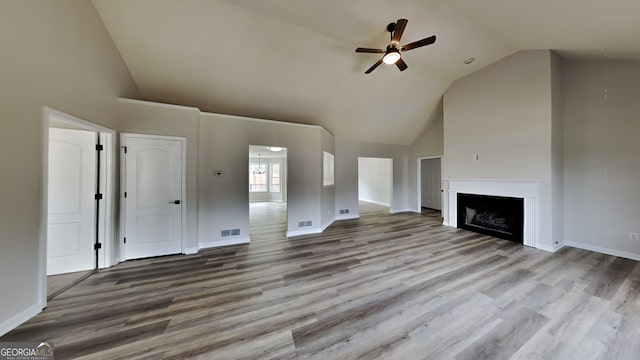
[[358, 157, 393, 216], [42, 108, 115, 302], [249, 145, 288, 239], [418, 157, 442, 218]]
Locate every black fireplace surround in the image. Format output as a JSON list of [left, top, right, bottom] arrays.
[[457, 193, 524, 244]]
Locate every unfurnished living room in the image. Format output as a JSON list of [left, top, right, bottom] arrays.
[[1, 1, 640, 359]]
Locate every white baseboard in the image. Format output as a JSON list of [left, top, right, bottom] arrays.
[[390, 208, 416, 214], [199, 236, 250, 250], [336, 214, 359, 221], [0, 300, 44, 337], [359, 199, 390, 207], [287, 227, 322, 237], [321, 218, 335, 232], [535, 243, 563, 253], [565, 241, 640, 261], [184, 247, 199, 255]]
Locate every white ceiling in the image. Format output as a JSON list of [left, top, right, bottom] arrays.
[[92, 0, 640, 145]]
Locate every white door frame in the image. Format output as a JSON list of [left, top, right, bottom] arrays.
[[40, 107, 116, 307], [119, 133, 187, 262], [416, 156, 443, 212]]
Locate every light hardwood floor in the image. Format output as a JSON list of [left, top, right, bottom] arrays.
[[2, 202, 640, 359]]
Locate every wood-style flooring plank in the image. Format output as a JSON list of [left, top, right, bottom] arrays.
[[2, 201, 639, 359]]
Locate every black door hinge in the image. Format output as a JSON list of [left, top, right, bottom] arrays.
[[124, 237, 127, 244], [124, 192, 127, 198], [96, 144, 104, 151], [95, 193, 103, 200], [94, 243, 102, 250], [122, 146, 127, 154]]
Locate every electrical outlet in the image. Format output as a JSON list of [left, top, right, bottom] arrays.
[[630, 233, 640, 241]]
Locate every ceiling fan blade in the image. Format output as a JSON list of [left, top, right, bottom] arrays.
[[356, 47, 385, 54], [401, 35, 436, 51], [392, 19, 408, 44], [365, 58, 384, 74], [396, 57, 408, 71]]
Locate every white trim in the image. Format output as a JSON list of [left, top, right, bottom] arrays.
[[120, 133, 188, 260], [536, 243, 561, 253], [565, 241, 640, 261], [199, 237, 250, 250], [184, 247, 199, 255], [39, 110, 49, 311], [321, 127, 335, 139], [321, 218, 335, 232], [444, 179, 542, 249], [416, 155, 443, 212], [207, 111, 331, 132], [118, 98, 200, 112], [335, 214, 359, 221], [0, 300, 44, 337], [121, 96, 333, 135], [360, 198, 390, 207], [390, 208, 418, 214], [287, 228, 322, 237], [40, 107, 117, 311]]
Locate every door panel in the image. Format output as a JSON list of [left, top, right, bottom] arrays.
[[124, 136, 182, 260], [47, 128, 97, 275]]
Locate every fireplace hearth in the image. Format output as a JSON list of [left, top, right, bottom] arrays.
[[457, 193, 524, 244]]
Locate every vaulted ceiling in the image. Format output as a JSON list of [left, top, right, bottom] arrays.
[[92, 0, 640, 145]]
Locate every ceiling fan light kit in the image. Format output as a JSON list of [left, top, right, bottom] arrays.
[[383, 49, 401, 64], [356, 19, 436, 74]]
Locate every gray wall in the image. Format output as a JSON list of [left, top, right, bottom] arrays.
[[563, 59, 640, 258], [0, 1, 139, 334], [199, 113, 324, 241], [411, 115, 444, 158], [443, 50, 557, 249], [358, 158, 392, 206]]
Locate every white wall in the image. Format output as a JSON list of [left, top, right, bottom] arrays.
[[563, 59, 640, 259], [443, 50, 557, 249], [335, 140, 414, 218], [0, 1, 139, 335], [358, 158, 392, 207]]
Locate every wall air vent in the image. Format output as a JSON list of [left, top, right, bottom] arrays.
[[298, 221, 313, 228]]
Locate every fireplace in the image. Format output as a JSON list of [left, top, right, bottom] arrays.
[[457, 193, 524, 244]]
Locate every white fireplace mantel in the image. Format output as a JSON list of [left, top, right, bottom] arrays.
[[443, 179, 542, 249]]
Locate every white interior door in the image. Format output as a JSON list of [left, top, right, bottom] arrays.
[[47, 128, 97, 275], [123, 136, 183, 260], [422, 158, 442, 210]]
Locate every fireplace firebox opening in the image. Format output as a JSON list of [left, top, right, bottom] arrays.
[[457, 193, 524, 244]]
